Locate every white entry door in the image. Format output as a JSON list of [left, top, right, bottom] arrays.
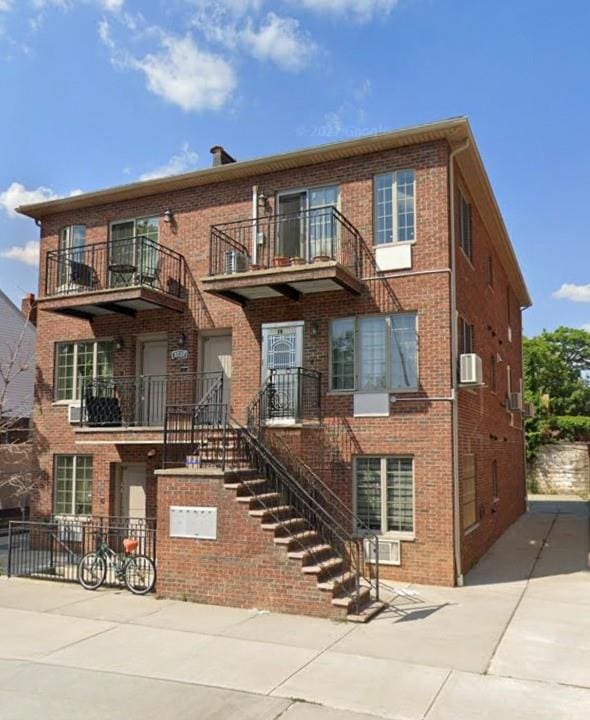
[[140, 339, 167, 426], [119, 464, 146, 520], [261, 322, 303, 423], [201, 334, 232, 408]]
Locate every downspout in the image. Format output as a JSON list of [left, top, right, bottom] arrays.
[[449, 137, 470, 587]]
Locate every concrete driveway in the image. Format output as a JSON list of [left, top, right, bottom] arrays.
[[0, 495, 588, 720]]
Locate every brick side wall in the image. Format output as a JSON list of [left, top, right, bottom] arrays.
[[155, 471, 347, 619], [454, 168, 527, 575]]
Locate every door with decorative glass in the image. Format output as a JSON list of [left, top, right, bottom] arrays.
[[261, 322, 303, 423]]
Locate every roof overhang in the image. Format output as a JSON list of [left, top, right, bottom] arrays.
[[16, 116, 531, 307]]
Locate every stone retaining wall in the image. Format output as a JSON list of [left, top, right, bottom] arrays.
[[528, 442, 590, 497]]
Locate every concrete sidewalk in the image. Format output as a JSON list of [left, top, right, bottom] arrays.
[[0, 495, 589, 719]]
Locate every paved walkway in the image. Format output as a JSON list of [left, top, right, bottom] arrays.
[[0, 495, 589, 719]]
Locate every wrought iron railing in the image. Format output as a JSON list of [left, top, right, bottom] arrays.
[[80, 372, 222, 428], [162, 374, 226, 468], [209, 206, 362, 278], [247, 367, 321, 427], [44, 235, 186, 298], [7, 515, 156, 584]]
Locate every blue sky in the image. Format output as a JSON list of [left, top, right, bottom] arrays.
[[0, 0, 588, 336]]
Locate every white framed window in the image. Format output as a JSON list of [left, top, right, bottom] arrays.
[[459, 192, 472, 259], [57, 225, 86, 287], [354, 456, 414, 536], [54, 455, 93, 516], [374, 170, 415, 245], [330, 313, 418, 393], [458, 317, 474, 355], [54, 340, 114, 401]]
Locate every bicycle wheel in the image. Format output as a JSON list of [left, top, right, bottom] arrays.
[[78, 552, 107, 590], [124, 555, 156, 595]]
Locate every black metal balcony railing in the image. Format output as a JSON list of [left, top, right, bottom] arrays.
[[80, 372, 222, 428], [209, 206, 361, 278], [45, 236, 186, 299], [247, 367, 322, 428]]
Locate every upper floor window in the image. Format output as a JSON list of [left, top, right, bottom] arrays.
[[330, 313, 418, 392], [492, 459, 499, 500], [111, 216, 159, 244], [54, 455, 93, 516], [461, 453, 477, 530], [459, 192, 472, 260], [374, 170, 415, 245], [55, 340, 114, 401], [458, 317, 474, 355], [490, 354, 497, 392], [59, 225, 86, 253], [355, 456, 414, 536], [58, 225, 86, 287]]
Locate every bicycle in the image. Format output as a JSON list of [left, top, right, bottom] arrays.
[[78, 533, 156, 595]]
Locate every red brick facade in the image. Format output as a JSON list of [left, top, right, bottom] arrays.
[[28, 126, 528, 606]]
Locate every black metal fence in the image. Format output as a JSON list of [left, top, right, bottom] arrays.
[[210, 206, 362, 278], [45, 236, 185, 299], [247, 367, 321, 428], [80, 372, 222, 428], [6, 516, 156, 585]]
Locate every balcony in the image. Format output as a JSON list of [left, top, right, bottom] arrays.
[[202, 206, 364, 304], [77, 372, 222, 430], [42, 236, 186, 319]]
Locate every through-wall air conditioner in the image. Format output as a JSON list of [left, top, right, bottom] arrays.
[[363, 537, 401, 566], [508, 392, 523, 412], [224, 250, 248, 275], [67, 402, 86, 425], [523, 402, 536, 418], [459, 353, 483, 385]]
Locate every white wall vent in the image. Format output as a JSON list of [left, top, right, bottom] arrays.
[[364, 537, 401, 566], [459, 353, 483, 385]]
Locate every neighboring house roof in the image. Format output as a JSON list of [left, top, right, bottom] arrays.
[[0, 289, 36, 418], [15, 116, 531, 307]]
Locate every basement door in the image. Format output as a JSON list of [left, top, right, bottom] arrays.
[[261, 321, 303, 424]]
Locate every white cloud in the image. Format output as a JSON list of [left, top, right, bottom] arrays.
[[132, 33, 236, 112], [100, 0, 124, 10], [553, 283, 590, 304], [0, 182, 59, 217], [296, 0, 399, 22], [581, 324, 590, 332], [241, 12, 315, 72], [139, 142, 199, 181], [1, 240, 40, 266], [0, 1, 13, 12], [98, 18, 114, 48]]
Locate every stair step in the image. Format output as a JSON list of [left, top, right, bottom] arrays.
[[287, 543, 334, 561], [331, 585, 371, 609], [301, 556, 343, 576], [236, 492, 280, 505], [224, 477, 266, 490], [274, 530, 319, 546], [249, 504, 292, 519], [261, 516, 307, 532], [317, 571, 356, 593], [347, 600, 387, 623]]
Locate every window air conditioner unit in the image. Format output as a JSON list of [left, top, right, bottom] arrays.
[[363, 537, 401, 566], [224, 250, 247, 275], [523, 402, 536, 418], [508, 392, 523, 412], [460, 353, 483, 385], [68, 402, 86, 425]]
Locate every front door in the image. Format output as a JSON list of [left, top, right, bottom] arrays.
[[140, 339, 167, 426], [201, 333, 232, 407], [119, 464, 147, 521], [261, 322, 304, 423], [277, 192, 306, 259]]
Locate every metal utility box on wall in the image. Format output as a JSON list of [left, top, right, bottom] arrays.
[[169, 506, 218, 540]]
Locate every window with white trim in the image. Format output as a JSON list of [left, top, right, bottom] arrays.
[[374, 170, 415, 245], [458, 317, 474, 355], [330, 314, 418, 392], [54, 340, 114, 401], [54, 455, 93, 516], [459, 192, 472, 259], [355, 457, 414, 535]]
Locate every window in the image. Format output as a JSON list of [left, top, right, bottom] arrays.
[[459, 192, 472, 259], [355, 457, 414, 535], [58, 225, 86, 287], [330, 314, 418, 392], [54, 455, 93, 516], [110, 217, 159, 285], [458, 317, 474, 355], [492, 459, 499, 500], [490, 354, 496, 392], [461, 453, 477, 530], [374, 170, 415, 245], [487, 255, 494, 287], [54, 340, 114, 401]]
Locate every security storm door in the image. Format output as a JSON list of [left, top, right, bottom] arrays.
[[140, 339, 167, 426], [261, 322, 304, 424]]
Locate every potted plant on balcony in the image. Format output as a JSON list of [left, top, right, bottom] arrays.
[[273, 256, 290, 268], [290, 256, 306, 266], [313, 254, 331, 263], [250, 262, 262, 271]]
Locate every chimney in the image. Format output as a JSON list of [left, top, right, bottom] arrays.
[[210, 145, 236, 167], [21, 293, 37, 327]]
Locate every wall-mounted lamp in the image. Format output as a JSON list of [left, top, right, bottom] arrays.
[[163, 209, 174, 224], [177, 332, 186, 347], [146, 448, 156, 458], [115, 337, 125, 351]]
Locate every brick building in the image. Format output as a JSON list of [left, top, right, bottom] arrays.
[[18, 117, 530, 619]]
